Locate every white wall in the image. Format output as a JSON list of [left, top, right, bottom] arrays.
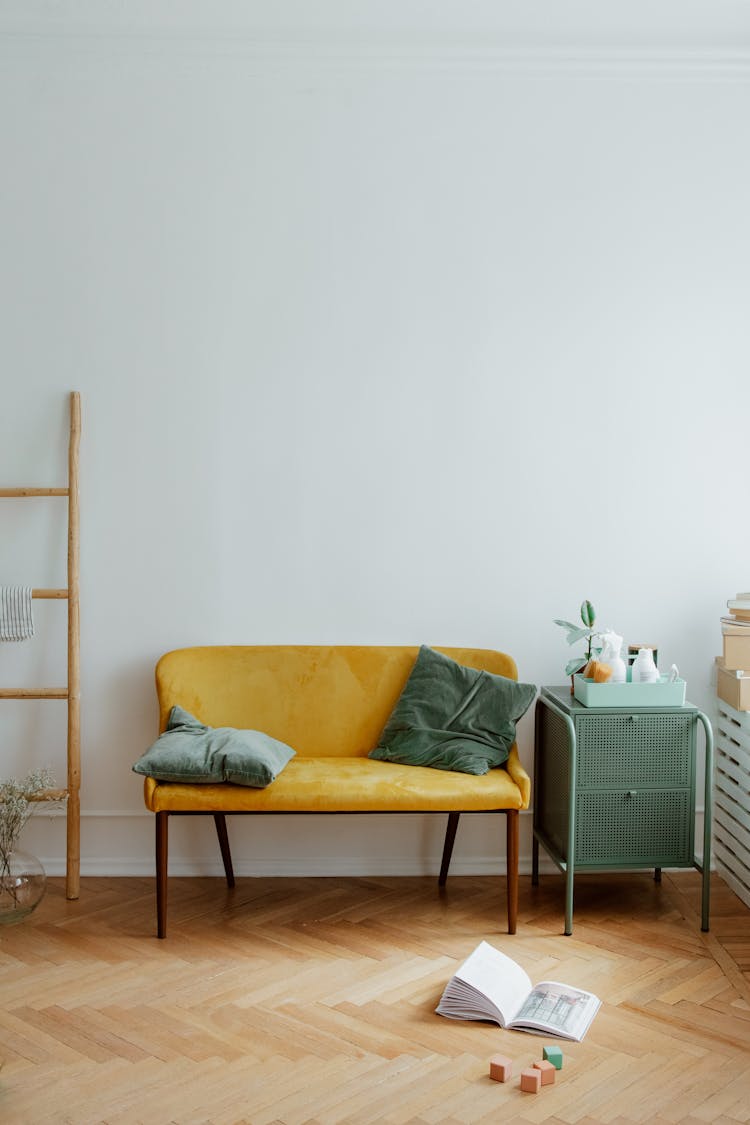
[[2, 1, 749, 878]]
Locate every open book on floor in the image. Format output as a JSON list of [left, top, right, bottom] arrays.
[[436, 941, 601, 1042]]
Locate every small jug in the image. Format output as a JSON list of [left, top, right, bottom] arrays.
[[631, 647, 659, 684]]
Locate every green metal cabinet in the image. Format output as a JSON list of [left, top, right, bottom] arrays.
[[532, 686, 713, 935]]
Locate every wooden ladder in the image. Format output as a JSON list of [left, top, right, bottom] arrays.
[[0, 391, 81, 900]]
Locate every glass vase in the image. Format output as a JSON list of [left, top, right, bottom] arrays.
[[0, 848, 47, 925]]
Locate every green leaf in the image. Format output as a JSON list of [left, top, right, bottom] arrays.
[[553, 619, 580, 632], [565, 656, 587, 675], [580, 600, 596, 627], [564, 626, 594, 646]]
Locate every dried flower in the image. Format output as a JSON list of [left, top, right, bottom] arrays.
[[0, 768, 56, 880]]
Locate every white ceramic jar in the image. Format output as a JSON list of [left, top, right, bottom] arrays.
[[631, 647, 659, 683]]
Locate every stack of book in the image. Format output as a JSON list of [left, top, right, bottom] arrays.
[[716, 593, 750, 710]]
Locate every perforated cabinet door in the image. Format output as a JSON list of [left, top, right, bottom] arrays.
[[575, 789, 694, 866], [575, 713, 694, 789]]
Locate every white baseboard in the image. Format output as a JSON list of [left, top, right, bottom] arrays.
[[35, 855, 555, 878], [25, 808, 708, 878]]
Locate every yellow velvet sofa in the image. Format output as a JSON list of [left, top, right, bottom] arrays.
[[143, 645, 531, 937]]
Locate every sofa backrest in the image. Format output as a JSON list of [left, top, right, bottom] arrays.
[[155, 645, 517, 758]]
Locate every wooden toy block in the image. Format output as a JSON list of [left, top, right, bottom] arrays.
[[532, 1059, 556, 1086], [488, 1054, 513, 1082], [519, 1068, 541, 1093], [543, 1045, 563, 1070]]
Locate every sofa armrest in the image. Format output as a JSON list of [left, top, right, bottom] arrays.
[[505, 744, 530, 810]]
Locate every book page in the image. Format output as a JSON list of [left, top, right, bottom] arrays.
[[509, 981, 601, 1041], [438, 941, 532, 1026]]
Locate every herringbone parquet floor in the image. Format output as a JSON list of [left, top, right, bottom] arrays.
[[1, 871, 749, 1124]]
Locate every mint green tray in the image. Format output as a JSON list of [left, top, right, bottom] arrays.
[[573, 674, 687, 708]]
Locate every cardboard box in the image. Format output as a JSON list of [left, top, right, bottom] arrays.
[[721, 618, 750, 635], [722, 633, 750, 671], [716, 656, 750, 711]]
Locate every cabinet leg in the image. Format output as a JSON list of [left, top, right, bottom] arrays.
[[531, 836, 539, 886], [701, 868, 710, 932], [564, 865, 574, 936], [654, 867, 662, 884]]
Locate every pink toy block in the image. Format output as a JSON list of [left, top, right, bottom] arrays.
[[488, 1054, 513, 1082], [520, 1068, 541, 1093], [532, 1059, 556, 1086]]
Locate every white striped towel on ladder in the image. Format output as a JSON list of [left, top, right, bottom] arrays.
[[0, 586, 35, 641]]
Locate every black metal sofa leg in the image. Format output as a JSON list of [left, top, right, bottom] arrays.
[[156, 811, 168, 939], [439, 812, 460, 886], [506, 809, 519, 934], [214, 813, 235, 888]]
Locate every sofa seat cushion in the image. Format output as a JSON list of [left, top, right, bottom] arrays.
[[143, 752, 526, 814]]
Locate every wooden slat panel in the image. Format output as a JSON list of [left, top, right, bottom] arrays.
[[715, 696, 750, 931], [718, 699, 750, 735], [716, 780, 750, 836], [717, 712, 750, 760]]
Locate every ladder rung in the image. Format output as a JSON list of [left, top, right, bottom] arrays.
[[32, 589, 68, 599], [0, 688, 69, 699], [29, 788, 69, 803], [0, 488, 69, 497]]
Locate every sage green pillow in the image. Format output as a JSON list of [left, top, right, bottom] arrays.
[[369, 646, 536, 775], [132, 705, 296, 787]]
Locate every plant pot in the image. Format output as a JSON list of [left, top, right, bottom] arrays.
[[0, 848, 47, 925]]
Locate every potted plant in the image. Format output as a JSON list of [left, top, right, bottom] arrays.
[[554, 600, 600, 689], [0, 767, 54, 925]]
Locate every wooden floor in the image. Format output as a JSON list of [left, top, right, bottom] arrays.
[[1, 871, 749, 1124]]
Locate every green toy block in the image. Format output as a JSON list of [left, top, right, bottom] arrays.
[[543, 1045, 563, 1070]]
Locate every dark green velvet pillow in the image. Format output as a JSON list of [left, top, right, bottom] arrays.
[[132, 705, 296, 787], [369, 646, 536, 775]]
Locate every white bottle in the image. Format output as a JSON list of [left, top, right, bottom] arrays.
[[631, 647, 659, 684], [598, 630, 627, 683]]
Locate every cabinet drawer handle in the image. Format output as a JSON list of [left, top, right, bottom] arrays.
[[627, 790, 637, 798], [630, 715, 639, 723]]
